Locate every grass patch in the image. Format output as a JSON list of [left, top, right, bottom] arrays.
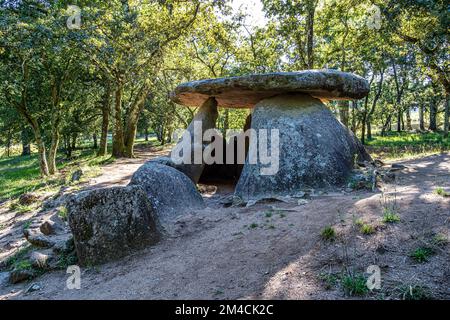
[[434, 187, 449, 197], [397, 285, 433, 300], [366, 132, 450, 160], [0, 148, 113, 201], [57, 251, 78, 269], [410, 247, 434, 263], [431, 234, 448, 247], [264, 211, 273, 218], [341, 273, 369, 296], [382, 209, 400, 223], [360, 224, 376, 235], [2, 245, 33, 271], [57, 206, 68, 221], [249, 223, 258, 229], [319, 272, 339, 290], [321, 226, 336, 241]]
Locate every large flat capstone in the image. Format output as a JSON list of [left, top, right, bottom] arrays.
[[170, 70, 370, 108]]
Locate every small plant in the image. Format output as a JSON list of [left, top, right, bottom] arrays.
[[321, 226, 336, 241], [431, 234, 448, 247], [22, 220, 32, 232], [410, 247, 434, 263], [249, 223, 258, 229], [354, 218, 364, 227], [382, 209, 400, 223], [341, 273, 368, 296], [319, 272, 339, 290], [398, 285, 432, 300], [57, 206, 68, 221], [14, 259, 33, 271], [10, 202, 33, 214], [279, 213, 286, 218], [360, 224, 375, 235], [57, 251, 78, 269], [434, 187, 449, 197], [264, 211, 273, 218], [267, 224, 275, 230]]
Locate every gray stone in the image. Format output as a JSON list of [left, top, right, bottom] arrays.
[[235, 94, 372, 201], [29, 250, 54, 269], [71, 169, 83, 182], [170, 97, 219, 183], [129, 162, 205, 223], [23, 229, 55, 248], [0, 272, 10, 287], [25, 283, 41, 293], [9, 269, 35, 284], [170, 70, 370, 108], [39, 214, 65, 235], [67, 186, 162, 266], [18, 193, 39, 206]]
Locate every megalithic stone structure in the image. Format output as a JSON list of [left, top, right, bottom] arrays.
[[169, 70, 372, 201]]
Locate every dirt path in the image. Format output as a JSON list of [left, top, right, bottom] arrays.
[[1, 152, 449, 300]]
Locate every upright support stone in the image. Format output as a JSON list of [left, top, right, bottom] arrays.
[[171, 97, 218, 183], [234, 94, 371, 201]]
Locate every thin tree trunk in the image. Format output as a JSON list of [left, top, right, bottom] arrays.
[[305, 1, 315, 69], [93, 133, 98, 149], [21, 127, 31, 156], [98, 82, 111, 156], [406, 107, 412, 131], [112, 84, 125, 158], [444, 95, 449, 138], [419, 105, 425, 131], [124, 86, 149, 158], [48, 113, 60, 175], [367, 121, 372, 140], [338, 101, 349, 127], [429, 102, 437, 131], [145, 128, 149, 141]]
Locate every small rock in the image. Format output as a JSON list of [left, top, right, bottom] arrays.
[[18, 193, 39, 206], [9, 269, 35, 284], [25, 283, 41, 293], [29, 250, 53, 269], [23, 229, 55, 248], [0, 272, 10, 287], [52, 234, 75, 254], [297, 199, 309, 205], [39, 214, 65, 235], [71, 169, 84, 182]]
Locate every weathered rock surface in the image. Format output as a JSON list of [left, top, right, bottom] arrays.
[[170, 70, 370, 108], [9, 269, 35, 284], [67, 186, 162, 265], [40, 214, 65, 235], [129, 162, 205, 223], [170, 97, 219, 183], [29, 250, 54, 269], [18, 193, 40, 206], [235, 93, 372, 201]]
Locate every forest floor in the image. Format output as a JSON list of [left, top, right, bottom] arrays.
[[0, 144, 449, 300]]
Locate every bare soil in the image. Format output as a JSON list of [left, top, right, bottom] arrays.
[[1, 147, 449, 300]]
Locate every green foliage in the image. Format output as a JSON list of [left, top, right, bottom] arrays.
[[434, 187, 449, 197], [360, 224, 376, 235], [410, 247, 434, 263], [382, 209, 400, 223], [321, 226, 336, 241], [397, 285, 433, 301], [341, 273, 369, 297]]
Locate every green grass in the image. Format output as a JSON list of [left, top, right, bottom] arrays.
[[321, 226, 336, 241], [431, 234, 448, 247], [366, 132, 450, 160], [0, 148, 112, 201], [434, 187, 449, 197], [397, 285, 433, 300], [341, 273, 369, 296], [2, 245, 33, 271], [360, 224, 376, 235], [382, 209, 400, 223], [410, 247, 434, 263]]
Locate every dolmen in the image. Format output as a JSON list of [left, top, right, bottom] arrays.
[[169, 70, 372, 201]]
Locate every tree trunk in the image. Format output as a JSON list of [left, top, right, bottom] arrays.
[[98, 82, 111, 156], [429, 102, 437, 131], [406, 107, 412, 131], [305, 1, 315, 69], [351, 101, 357, 133], [444, 95, 449, 138], [124, 86, 149, 158], [48, 113, 61, 175], [367, 121, 372, 140], [112, 84, 126, 158], [338, 101, 349, 127], [21, 127, 32, 156], [145, 128, 149, 141], [397, 110, 402, 132], [419, 105, 425, 131], [93, 133, 98, 149]]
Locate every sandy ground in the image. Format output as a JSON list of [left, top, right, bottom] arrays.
[[0, 148, 449, 300]]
